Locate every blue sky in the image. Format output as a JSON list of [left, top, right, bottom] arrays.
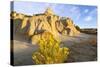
[[11, 1, 97, 28]]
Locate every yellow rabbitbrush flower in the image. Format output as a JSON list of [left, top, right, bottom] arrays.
[[32, 32, 70, 64]]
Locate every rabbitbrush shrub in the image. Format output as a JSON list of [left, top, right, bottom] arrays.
[[32, 33, 69, 64]]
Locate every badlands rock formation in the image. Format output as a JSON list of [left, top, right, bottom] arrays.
[[11, 8, 80, 44]]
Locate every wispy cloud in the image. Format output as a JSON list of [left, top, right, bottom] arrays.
[[84, 9, 89, 13], [89, 8, 97, 16], [13, 1, 97, 28], [69, 6, 81, 20], [84, 16, 92, 22], [53, 5, 81, 21], [83, 8, 97, 22]]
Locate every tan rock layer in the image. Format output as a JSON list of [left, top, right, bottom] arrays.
[[11, 8, 80, 44]]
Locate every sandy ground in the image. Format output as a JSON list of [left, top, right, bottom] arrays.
[[13, 40, 38, 65], [60, 33, 97, 62], [13, 33, 97, 66]]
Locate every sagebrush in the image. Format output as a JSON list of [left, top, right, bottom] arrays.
[[32, 33, 69, 64]]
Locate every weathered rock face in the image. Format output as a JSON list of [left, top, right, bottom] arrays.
[[11, 11, 25, 20], [64, 18, 80, 36], [56, 20, 64, 33], [11, 8, 80, 44]]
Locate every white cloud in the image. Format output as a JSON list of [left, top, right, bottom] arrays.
[[84, 16, 92, 22], [76, 13, 81, 20], [68, 6, 81, 20], [84, 9, 89, 13], [83, 8, 97, 23], [89, 8, 97, 16]]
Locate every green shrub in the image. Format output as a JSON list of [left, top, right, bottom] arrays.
[[32, 33, 69, 64], [75, 25, 80, 31]]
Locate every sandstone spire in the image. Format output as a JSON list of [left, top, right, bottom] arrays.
[[44, 7, 54, 15]]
